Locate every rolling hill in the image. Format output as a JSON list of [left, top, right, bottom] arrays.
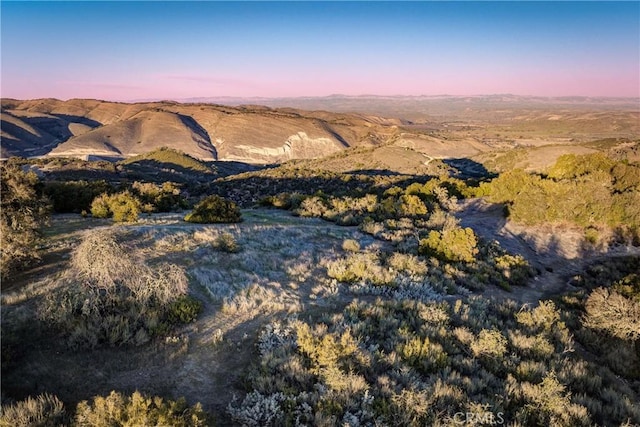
[[2, 97, 638, 167], [1, 99, 399, 163]]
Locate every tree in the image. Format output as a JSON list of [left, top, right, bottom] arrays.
[[0, 163, 51, 277]]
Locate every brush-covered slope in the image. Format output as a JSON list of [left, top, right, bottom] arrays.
[[474, 138, 640, 173]]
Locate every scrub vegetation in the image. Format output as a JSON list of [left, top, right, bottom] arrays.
[[2, 144, 639, 426]]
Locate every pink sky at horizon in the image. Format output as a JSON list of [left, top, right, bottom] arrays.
[[6, 69, 639, 102], [2, 2, 638, 101]]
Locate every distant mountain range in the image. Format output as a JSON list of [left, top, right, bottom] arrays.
[[159, 94, 640, 120]]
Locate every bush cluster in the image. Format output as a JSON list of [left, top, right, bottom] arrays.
[[39, 230, 200, 348], [184, 195, 242, 223], [0, 393, 65, 427], [131, 181, 188, 213], [90, 190, 142, 222], [291, 177, 469, 225], [75, 391, 208, 426], [45, 180, 187, 216], [0, 391, 209, 427], [231, 294, 639, 426], [43, 180, 114, 213], [287, 174, 534, 294], [484, 154, 640, 240]]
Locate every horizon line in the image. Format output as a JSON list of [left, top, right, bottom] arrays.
[[3, 94, 640, 104]]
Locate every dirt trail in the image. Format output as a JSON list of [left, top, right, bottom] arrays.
[[456, 198, 639, 305]]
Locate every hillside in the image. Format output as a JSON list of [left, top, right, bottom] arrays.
[[1, 99, 398, 163], [3, 97, 638, 166]]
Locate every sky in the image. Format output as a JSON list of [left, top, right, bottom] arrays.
[[1, 1, 639, 101]]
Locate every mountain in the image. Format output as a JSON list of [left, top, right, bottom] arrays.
[[1, 98, 402, 163]]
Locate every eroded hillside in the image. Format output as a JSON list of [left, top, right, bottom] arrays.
[[3, 97, 638, 166], [1, 99, 399, 162]]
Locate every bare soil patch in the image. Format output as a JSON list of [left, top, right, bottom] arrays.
[[456, 198, 640, 304]]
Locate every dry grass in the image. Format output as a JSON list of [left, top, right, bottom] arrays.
[[38, 229, 190, 348], [3, 208, 639, 425], [0, 393, 66, 427]]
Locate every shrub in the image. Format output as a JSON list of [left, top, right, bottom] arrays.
[[494, 254, 532, 285], [296, 196, 328, 218], [227, 391, 286, 427], [184, 195, 241, 223], [419, 227, 479, 263], [109, 191, 142, 222], [395, 194, 428, 217], [516, 372, 589, 426], [399, 336, 448, 373], [168, 295, 203, 324], [132, 181, 187, 212], [327, 252, 395, 286], [90, 191, 142, 222], [583, 287, 640, 341], [0, 393, 66, 427], [89, 193, 111, 218], [471, 329, 508, 358], [0, 164, 51, 277], [612, 273, 640, 302], [259, 192, 299, 209], [342, 239, 361, 253], [387, 252, 428, 276], [295, 323, 366, 392], [75, 390, 208, 426], [213, 232, 240, 253], [516, 300, 561, 333], [40, 230, 191, 348]]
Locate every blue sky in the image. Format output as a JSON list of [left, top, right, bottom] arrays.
[[1, 1, 639, 100]]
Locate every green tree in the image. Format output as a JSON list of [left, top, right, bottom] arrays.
[[0, 163, 51, 277], [43, 180, 113, 213]]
